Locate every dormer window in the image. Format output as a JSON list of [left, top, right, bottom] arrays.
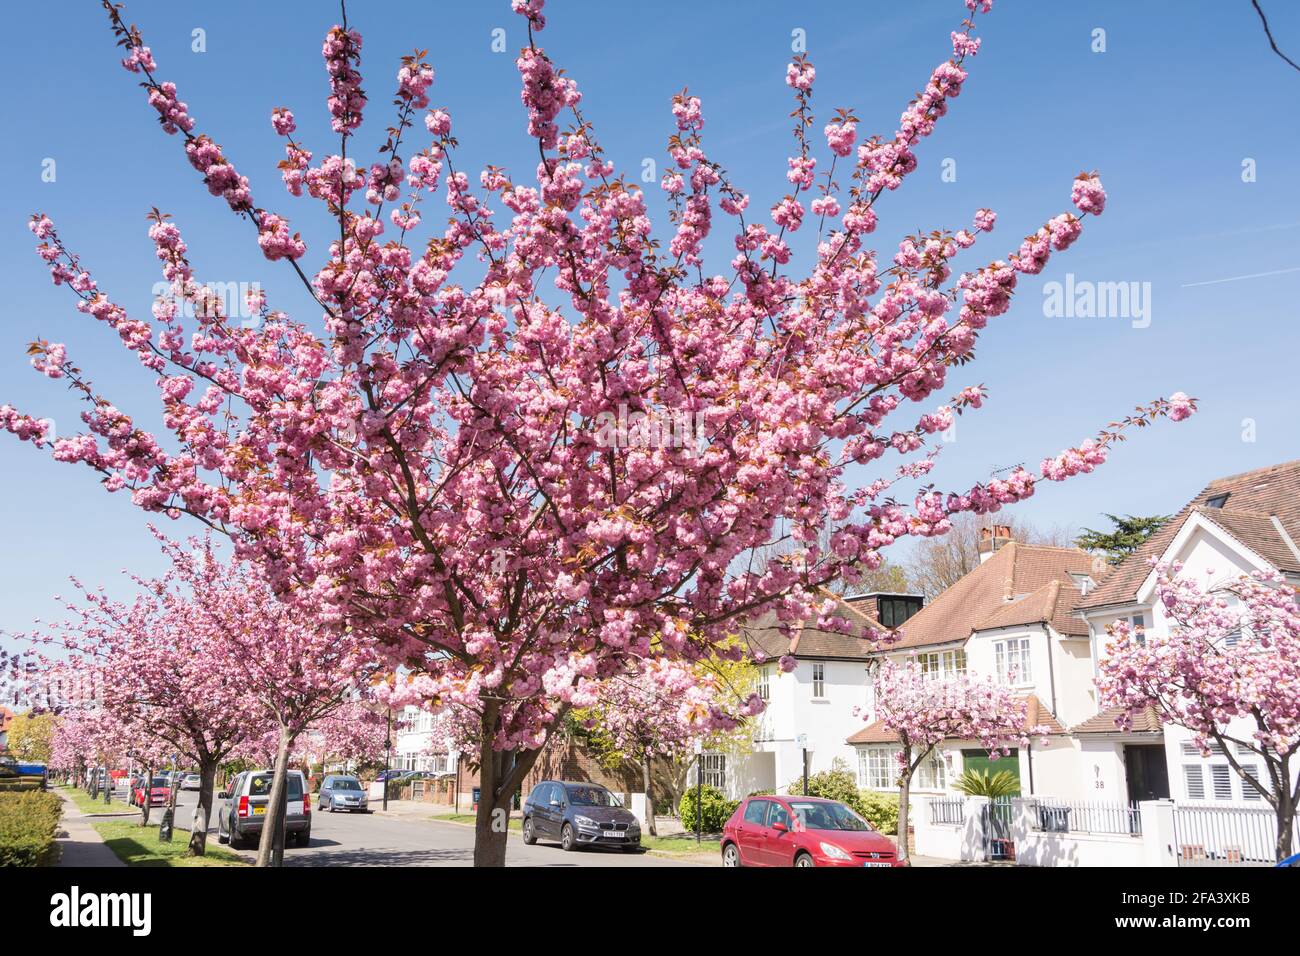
[[1205, 493, 1229, 509], [1070, 573, 1095, 595]]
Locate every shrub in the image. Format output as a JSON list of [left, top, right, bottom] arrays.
[[858, 790, 899, 835], [678, 785, 738, 832], [0, 791, 62, 866], [953, 768, 1019, 798], [785, 759, 867, 817]]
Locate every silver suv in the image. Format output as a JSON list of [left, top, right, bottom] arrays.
[[216, 769, 311, 849]]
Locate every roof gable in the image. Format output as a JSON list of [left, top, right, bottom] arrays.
[[887, 543, 1098, 650], [1076, 458, 1300, 611]]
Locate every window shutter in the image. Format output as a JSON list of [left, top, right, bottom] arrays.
[[1210, 764, 1233, 801], [1183, 765, 1205, 801]]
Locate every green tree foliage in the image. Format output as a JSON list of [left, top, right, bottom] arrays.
[[1076, 514, 1170, 566], [5, 712, 56, 764]]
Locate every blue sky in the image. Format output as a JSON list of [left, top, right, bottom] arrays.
[[0, 0, 1297, 637]]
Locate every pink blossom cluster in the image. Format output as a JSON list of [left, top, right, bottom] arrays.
[[323, 26, 366, 134]]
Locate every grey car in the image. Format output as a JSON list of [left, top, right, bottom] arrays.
[[318, 774, 369, 813], [216, 769, 311, 849], [522, 781, 641, 852]]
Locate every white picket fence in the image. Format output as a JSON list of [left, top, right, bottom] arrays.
[[1172, 803, 1295, 867]]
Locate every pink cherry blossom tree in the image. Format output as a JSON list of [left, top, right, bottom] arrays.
[[1, 0, 1193, 865], [870, 659, 1043, 864], [9, 567, 258, 851], [580, 658, 760, 835], [1098, 564, 1300, 862]]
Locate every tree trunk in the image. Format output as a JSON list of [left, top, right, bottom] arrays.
[[140, 765, 152, 827], [255, 726, 293, 868], [472, 735, 546, 867], [642, 755, 657, 837], [187, 759, 218, 856], [896, 764, 912, 866], [1275, 783, 1296, 863]]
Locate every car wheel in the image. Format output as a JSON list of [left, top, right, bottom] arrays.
[[318, 799, 325, 812], [217, 821, 229, 845], [794, 851, 815, 868], [722, 843, 741, 867], [560, 823, 577, 852], [228, 819, 245, 850], [522, 817, 537, 845]]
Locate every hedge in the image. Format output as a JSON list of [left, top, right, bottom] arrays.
[[0, 791, 62, 866], [678, 785, 739, 832]]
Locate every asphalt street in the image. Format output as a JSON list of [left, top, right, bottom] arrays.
[[162, 789, 696, 867]]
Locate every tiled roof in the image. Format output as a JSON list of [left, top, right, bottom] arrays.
[[740, 593, 883, 662], [846, 694, 1066, 744], [1076, 459, 1300, 611], [886, 543, 1099, 650], [1070, 704, 1162, 735], [977, 579, 1089, 637]]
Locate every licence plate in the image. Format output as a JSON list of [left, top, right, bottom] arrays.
[[602, 830, 623, 839], [863, 861, 890, 867], [253, 806, 266, 815]]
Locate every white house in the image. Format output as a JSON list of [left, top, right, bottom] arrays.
[[705, 593, 923, 798], [393, 705, 456, 774], [1073, 458, 1300, 809], [846, 532, 1093, 801]]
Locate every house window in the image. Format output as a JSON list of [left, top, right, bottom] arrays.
[[1070, 573, 1095, 595], [1205, 493, 1229, 509], [1241, 765, 1265, 802], [919, 649, 967, 680], [859, 747, 896, 790], [811, 662, 826, 699], [994, 638, 1032, 685], [758, 667, 770, 702], [700, 753, 726, 789], [1183, 765, 1205, 801], [1210, 764, 1233, 801], [858, 747, 944, 791]]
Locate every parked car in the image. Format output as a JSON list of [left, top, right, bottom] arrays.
[[521, 781, 641, 852], [130, 775, 172, 808], [318, 775, 369, 813], [720, 795, 903, 867], [216, 769, 311, 849], [375, 769, 405, 782], [181, 774, 202, 791]]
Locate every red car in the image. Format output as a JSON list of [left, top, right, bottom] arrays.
[[130, 774, 171, 808], [721, 794, 903, 867]]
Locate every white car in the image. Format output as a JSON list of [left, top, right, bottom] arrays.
[[181, 774, 202, 791]]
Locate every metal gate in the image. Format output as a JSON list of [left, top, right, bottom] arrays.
[[984, 796, 1016, 861]]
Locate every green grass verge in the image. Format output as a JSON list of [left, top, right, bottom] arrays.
[[91, 820, 248, 867], [640, 832, 721, 855], [58, 785, 134, 817]]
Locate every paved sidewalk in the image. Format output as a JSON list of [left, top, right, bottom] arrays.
[[53, 790, 128, 867]]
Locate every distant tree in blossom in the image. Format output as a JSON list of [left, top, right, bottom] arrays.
[[870, 660, 1043, 864], [1099, 563, 1300, 862]]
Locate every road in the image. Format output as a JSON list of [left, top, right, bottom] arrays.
[[163, 789, 698, 867]]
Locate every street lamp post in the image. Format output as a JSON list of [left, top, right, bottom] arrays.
[[798, 734, 809, 795], [383, 707, 392, 812], [693, 738, 703, 846]]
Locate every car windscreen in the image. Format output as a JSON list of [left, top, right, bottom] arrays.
[[565, 785, 619, 807], [787, 801, 872, 831], [150, 777, 169, 787], [249, 774, 303, 798], [331, 779, 362, 791]]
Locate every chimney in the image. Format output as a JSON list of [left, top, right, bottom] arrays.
[[978, 524, 1013, 563]]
